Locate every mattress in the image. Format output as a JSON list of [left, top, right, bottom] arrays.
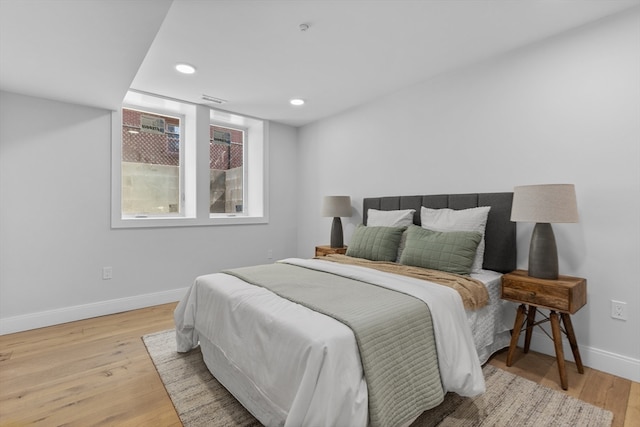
[[468, 269, 511, 364], [175, 258, 508, 427]]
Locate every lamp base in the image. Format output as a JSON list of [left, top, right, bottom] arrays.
[[330, 217, 344, 248], [528, 223, 559, 280]]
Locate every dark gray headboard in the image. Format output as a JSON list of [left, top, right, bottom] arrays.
[[363, 192, 516, 273]]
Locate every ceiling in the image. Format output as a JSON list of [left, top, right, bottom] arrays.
[[1, 0, 638, 127]]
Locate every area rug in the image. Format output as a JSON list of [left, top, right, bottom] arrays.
[[143, 329, 613, 427]]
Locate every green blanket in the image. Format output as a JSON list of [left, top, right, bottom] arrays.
[[223, 262, 444, 427]]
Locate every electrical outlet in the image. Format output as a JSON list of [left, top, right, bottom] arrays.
[[267, 249, 273, 260], [102, 266, 113, 280], [611, 300, 627, 320]]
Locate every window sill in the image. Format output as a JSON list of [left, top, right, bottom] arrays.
[[111, 214, 268, 229]]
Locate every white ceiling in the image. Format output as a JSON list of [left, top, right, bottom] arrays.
[[0, 0, 172, 111], [2, 0, 638, 127]]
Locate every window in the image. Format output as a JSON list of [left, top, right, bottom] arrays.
[[209, 125, 244, 214], [111, 91, 268, 228], [121, 108, 183, 216]]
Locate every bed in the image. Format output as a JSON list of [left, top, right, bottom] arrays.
[[175, 192, 516, 427]]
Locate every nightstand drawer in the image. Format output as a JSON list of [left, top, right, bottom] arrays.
[[501, 270, 587, 313]]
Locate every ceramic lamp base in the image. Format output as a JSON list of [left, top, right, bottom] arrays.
[[528, 223, 559, 280], [330, 217, 344, 248]]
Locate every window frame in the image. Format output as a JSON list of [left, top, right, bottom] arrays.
[[111, 91, 269, 229], [208, 121, 248, 217], [120, 106, 186, 218]]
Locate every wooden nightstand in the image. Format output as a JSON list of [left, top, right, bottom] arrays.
[[315, 245, 347, 257], [501, 269, 587, 390]]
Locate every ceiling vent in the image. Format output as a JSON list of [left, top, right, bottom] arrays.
[[201, 94, 227, 105]]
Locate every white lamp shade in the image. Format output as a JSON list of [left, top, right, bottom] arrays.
[[322, 196, 352, 217], [511, 184, 578, 223]]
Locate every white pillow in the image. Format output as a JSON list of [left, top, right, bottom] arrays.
[[420, 206, 491, 273], [367, 208, 415, 227]]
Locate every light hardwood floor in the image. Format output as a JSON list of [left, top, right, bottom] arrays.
[[1, 303, 638, 426]]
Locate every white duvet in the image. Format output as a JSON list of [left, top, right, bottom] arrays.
[[175, 258, 486, 427]]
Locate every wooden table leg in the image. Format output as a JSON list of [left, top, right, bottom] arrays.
[[524, 306, 537, 353], [507, 304, 527, 367], [550, 310, 568, 390], [561, 313, 584, 374]]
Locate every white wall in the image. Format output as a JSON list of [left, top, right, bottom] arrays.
[[0, 91, 299, 333], [297, 9, 640, 381]]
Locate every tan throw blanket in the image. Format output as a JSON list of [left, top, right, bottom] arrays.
[[223, 262, 444, 427], [318, 254, 489, 310]]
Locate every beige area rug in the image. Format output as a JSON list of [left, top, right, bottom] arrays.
[[143, 330, 613, 427]]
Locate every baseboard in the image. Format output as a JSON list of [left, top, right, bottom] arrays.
[[518, 330, 640, 383], [0, 287, 189, 335]]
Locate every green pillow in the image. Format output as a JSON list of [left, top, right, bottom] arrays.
[[399, 225, 482, 275], [346, 225, 405, 262]]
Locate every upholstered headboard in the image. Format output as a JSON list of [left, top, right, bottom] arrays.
[[363, 192, 516, 273]]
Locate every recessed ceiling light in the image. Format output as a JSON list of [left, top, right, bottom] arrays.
[[175, 63, 196, 74], [290, 98, 305, 106]]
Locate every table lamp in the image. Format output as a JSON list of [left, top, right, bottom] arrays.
[[510, 184, 578, 279], [321, 196, 352, 248]]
